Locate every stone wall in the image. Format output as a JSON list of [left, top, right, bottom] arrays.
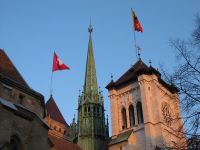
[[0, 102, 52, 150]]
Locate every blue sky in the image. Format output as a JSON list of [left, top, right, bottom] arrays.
[[0, 0, 200, 134]]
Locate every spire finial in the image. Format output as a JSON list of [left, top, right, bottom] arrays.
[[73, 114, 76, 122], [88, 17, 93, 34], [149, 59, 152, 66], [111, 73, 113, 81], [137, 46, 141, 60], [78, 89, 81, 97]]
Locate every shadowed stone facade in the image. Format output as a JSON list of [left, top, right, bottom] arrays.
[[0, 49, 52, 150]]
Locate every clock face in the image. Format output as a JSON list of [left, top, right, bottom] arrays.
[[161, 102, 173, 126]]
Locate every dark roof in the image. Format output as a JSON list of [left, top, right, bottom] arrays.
[[46, 96, 68, 126], [109, 130, 133, 146], [106, 60, 178, 93], [49, 134, 82, 150], [0, 49, 29, 87]]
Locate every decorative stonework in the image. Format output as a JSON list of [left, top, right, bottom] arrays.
[[161, 102, 173, 126]]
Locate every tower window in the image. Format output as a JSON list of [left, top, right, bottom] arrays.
[[88, 106, 90, 112], [122, 108, 127, 129], [97, 107, 100, 116], [84, 106, 87, 115], [54, 126, 57, 131], [129, 105, 135, 127], [19, 94, 25, 105], [137, 102, 144, 124]]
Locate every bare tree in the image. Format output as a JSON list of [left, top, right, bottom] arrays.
[[161, 15, 200, 150]]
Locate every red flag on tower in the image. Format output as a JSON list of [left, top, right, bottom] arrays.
[[132, 9, 143, 32], [52, 52, 70, 72]]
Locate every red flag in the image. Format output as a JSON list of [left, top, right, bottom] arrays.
[[132, 9, 143, 32], [52, 52, 70, 72]]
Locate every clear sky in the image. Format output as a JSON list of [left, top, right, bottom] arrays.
[[0, 0, 200, 134]]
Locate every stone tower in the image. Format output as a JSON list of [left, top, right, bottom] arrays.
[[77, 25, 108, 150], [106, 59, 185, 150]]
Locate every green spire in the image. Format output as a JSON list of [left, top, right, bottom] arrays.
[[77, 24, 108, 150], [83, 24, 98, 98]]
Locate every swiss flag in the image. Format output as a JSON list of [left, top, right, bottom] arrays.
[[52, 52, 70, 72]]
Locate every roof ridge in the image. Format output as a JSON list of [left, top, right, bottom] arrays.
[[0, 49, 29, 87]]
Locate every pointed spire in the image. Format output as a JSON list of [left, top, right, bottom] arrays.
[[83, 23, 98, 98]]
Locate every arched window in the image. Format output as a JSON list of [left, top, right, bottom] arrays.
[[54, 126, 57, 131], [97, 107, 99, 115], [137, 102, 144, 124], [9, 135, 23, 150], [129, 105, 135, 127], [122, 108, 127, 129]]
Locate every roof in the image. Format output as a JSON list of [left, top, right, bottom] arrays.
[[46, 96, 68, 126], [49, 134, 82, 150], [106, 60, 178, 93], [0, 49, 29, 87], [109, 130, 133, 146]]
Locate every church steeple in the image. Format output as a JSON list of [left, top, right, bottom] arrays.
[[77, 24, 108, 150], [83, 24, 99, 99]]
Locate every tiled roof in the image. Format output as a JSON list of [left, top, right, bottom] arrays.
[[109, 130, 133, 146], [0, 49, 29, 87], [49, 134, 82, 150], [46, 96, 68, 126], [106, 60, 178, 93]]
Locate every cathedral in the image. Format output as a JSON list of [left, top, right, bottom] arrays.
[[0, 26, 186, 150]]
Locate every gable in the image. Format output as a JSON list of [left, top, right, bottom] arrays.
[[0, 49, 29, 87], [46, 97, 68, 126]]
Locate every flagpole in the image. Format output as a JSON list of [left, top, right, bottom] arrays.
[[50, 71, 53, 97], [132, 8, 138, 60], [131, 8, 142, 61], [133, 29, 138, 60]]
